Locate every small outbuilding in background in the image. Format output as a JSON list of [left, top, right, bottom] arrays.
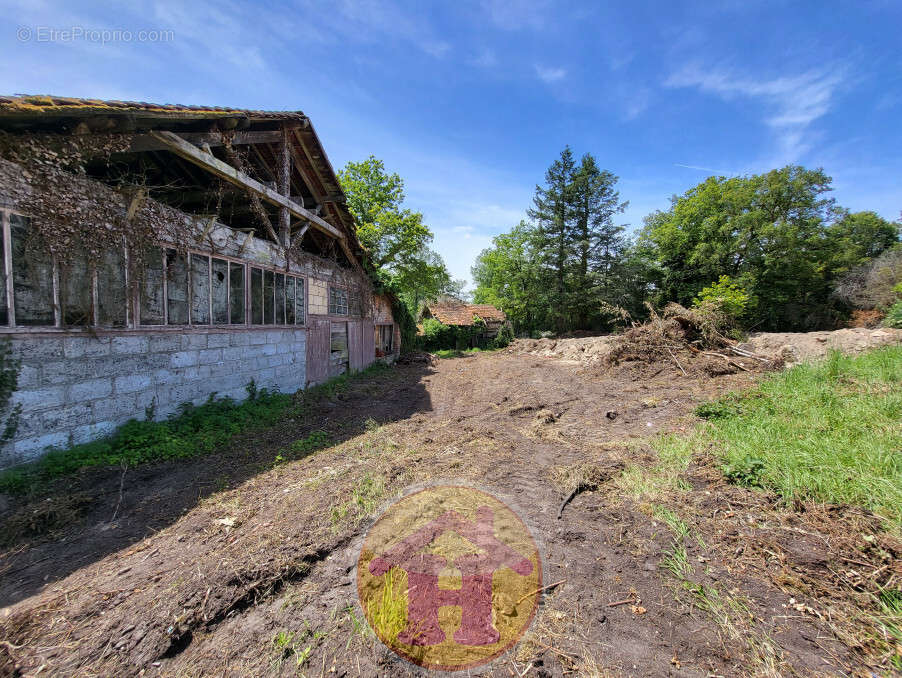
[[420, 301, 508, 349]]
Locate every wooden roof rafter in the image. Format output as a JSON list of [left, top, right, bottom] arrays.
[[148, 130, 342, 240], [0, 95, 367, 271], [147, 129, 363, 272]]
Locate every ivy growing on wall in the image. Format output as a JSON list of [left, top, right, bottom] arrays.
[[0, 338, 21, 441], [0, 129, 374, 325]]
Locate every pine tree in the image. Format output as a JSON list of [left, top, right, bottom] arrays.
[[569, 153, 629, 328], [527, 147, 577, 332]]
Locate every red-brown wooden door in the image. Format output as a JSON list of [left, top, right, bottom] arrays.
[[348, 319, 375, 372], [305, 317, 331, 386]]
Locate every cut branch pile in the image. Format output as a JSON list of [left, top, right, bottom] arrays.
[[607, 303, 773, 374]]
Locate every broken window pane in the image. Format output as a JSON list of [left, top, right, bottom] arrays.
[[10, 214, 54, 326], [59, 254, 92, 326], [328, 286, 348, 315], [295, 277, 305, 325], [275, 273, 285, 325], [349, 290, 361, 317], [285, 276, 295, 325], [263, 269, 274, 325], [250, 267, 263, 324], [212, 258, 228, 325], [230, 262, 245, 324], [166, 250, 188, 325], [98, 247, 127, 327], [191, 254, 210, 324], [140, 248, 165, 325]]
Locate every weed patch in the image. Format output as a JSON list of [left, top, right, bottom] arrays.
[[274, 431, 332, 465], [613, 433, 695, 502], [0, 386, 293, 494], [365, 567, 409, 646], [330, 473, 387, 528], [700, 347, 902, 527], [432, 347, 497, 359], [302, 362, 391, 401]]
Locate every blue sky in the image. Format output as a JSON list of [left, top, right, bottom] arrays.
[[3, 0, 900, 290]]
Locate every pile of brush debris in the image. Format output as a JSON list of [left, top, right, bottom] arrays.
[[510, 303, 774, 375], [606, 303, 772, 375]]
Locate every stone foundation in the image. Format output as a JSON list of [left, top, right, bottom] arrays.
[[2, 328, 306, 468]]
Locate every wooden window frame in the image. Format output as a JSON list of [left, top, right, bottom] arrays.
[[0, 209, 310, 333], [328, 285, 349, 316], [246, 265, 308, 329]]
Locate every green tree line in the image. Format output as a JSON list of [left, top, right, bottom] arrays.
[[473, 149, 900, 334], [337, 156, 464, 336]]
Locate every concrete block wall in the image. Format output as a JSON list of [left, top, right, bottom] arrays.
[[1, 328, 306, 468]]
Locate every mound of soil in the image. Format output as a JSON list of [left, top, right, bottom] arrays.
[[509, 324, 902, 373], [743, 326, 902, 364], [507, 335, 615, 364]]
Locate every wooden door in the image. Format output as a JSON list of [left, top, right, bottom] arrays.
[[305, 317, 331, 386], [330, 321, 349, 377], [349, 319, 375, 372]]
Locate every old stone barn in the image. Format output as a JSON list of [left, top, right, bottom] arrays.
[[0, 96, 399, 467]]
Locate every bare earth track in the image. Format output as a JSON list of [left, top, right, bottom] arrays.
[[1, 331, 900, 677]]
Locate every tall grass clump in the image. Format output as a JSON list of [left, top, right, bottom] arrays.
[[698, 347, 902, 527]]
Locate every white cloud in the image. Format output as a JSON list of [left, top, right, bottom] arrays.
[[470, 48, 498, 69], [152, 1, 267, 72], [622, 87, 650, 120], [535, 64, 566, 83], [482, 0, 551, 30], [329, 0, 452, 58], [674, 163, 738, 175], [665, 64, 847, 163]]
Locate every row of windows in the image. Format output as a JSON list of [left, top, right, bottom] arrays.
[[0, 211, 354, 329], [140, 249, 307, 327]]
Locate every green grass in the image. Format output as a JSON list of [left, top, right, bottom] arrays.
[[661, 542, 691, 579], [614, 434, 695, 501], [874, 586, 902, 670], [0, 383, 294, 494], [431, 347, 496, 359], [652, 504, 690, 541], [0, 363, 396, 495], [303, 362, 391, 399], [366, 567, 409, 645], [274, 431, 332, 465], [698, 346, 902, 527], [271, 625, 319, 671], [329, 472, 388, 528]]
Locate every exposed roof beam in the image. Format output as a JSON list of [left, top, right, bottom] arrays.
[[148, 130, 344, 242], [130, 130, 283, 153]]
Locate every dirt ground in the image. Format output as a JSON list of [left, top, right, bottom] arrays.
[[511, 326, 902, 367], [1, 333, 900, 677]]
